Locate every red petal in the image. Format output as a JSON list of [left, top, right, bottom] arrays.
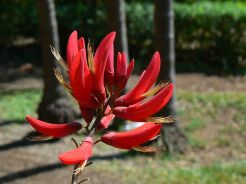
[[116, 52, 127, 76], [113, 83, 173, 121], [80, 106, 94, 124], [58, 137, 93, 165], [66, 31, 78, 67], [26, 116, 82, 138], [93, 32, 116, 103], [101, 122, 162, 149], [116, 58, 135, 91], [78, 37, 85, 50], [105, 44, 115, 86], [97, 106, 115, 130], [69, 50, 95, 108], [114, 52, 160, 106]]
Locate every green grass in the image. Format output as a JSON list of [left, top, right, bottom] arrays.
[[0, 89, 41, 121], [92, 159, 246, 184]]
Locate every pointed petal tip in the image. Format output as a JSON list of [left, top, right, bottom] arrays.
[[106, 31, 116, 41]]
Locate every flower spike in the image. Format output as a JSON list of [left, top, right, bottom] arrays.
[[26, 115, 82, 138]]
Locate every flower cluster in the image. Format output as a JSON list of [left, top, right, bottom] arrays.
[[26, 31, 173, 167]]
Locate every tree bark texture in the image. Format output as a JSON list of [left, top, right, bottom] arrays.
[[106, 0, 129, 130], [37, 0, 76, 123], [154, 0, 187, 153]]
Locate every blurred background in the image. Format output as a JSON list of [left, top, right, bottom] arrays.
[[0, 0, 245, 184]]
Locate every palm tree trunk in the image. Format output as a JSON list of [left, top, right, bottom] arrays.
[[106, 0, 129, 59], [154, 0, 187, 153], [37, 0, 76, 123]]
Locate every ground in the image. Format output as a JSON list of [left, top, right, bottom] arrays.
[[0, 66, 245, 184]]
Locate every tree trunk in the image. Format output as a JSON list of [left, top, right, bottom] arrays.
[[37, 0, 76, 123], [106, 0, 129, 130], [154, 0, 187, 153], [106, 0, 129, 59]]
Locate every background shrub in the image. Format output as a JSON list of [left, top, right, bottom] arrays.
[[0, 0, 245, 74]]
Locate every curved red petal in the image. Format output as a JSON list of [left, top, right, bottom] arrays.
[[113, 83, 174, 121], [58, 137, 93, 165], [93, 32, 116, 103], [69, 50, 95, 108], [66, 31, 78, 67], [26, 116, 82, 138], [114, 52, 160, 106], [97, 106, 115, 131], [78, 37, 85, 50], [101, 122, 161, 149], [105, 44, 115, 86]]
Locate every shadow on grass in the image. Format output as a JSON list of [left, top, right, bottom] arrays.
[[0, 119, 25, 127], [0, 131, 59, 151], [0, 152, 132, 183], [0, 163, 66, 183]]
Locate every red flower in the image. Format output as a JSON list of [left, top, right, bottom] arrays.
[[67, 31, 116, 108], [26, 31, 174, 166]]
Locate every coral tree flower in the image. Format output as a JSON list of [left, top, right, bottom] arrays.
[[26, 31, 174, 166]]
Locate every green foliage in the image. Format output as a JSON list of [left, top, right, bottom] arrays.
[[126, 1, 246, 74], [0, 0, 38, 44], [1, 1, 246, 74], [175, 1, 246, 74]]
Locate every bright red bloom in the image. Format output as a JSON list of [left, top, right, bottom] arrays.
[[67, 31, 116, 109], [101, 122, 162, 149], [26, 115, 82, 138], [26, 31, 174, 168], [58, 137, 93, 165]]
